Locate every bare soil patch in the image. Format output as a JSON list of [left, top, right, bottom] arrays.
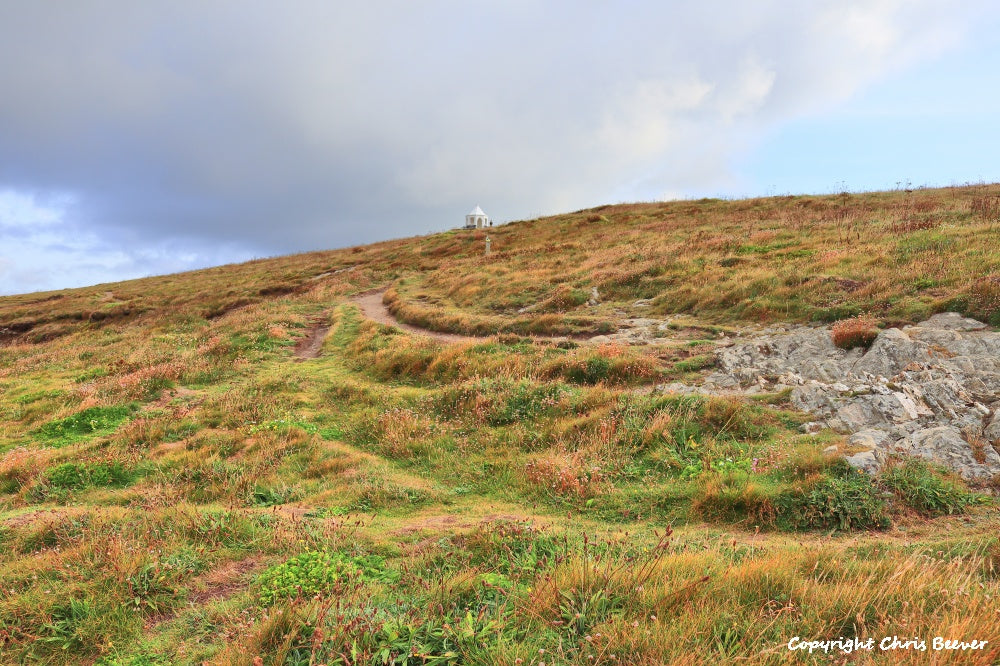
[[149, 386, 201, 411], [294, 314, 332, 358], [188, 556, 266, 605], [392, 512, 540, 537]]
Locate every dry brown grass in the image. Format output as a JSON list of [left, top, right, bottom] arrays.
[[524, 452, 606, 499]]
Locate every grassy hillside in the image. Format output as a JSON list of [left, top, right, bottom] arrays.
[[391, 185, 1000, 332], [1, 185, 999, 664]]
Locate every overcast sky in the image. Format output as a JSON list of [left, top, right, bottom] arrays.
[[2, 1, 999, 295]]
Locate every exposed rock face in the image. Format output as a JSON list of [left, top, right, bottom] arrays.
[[898, 426, 1000, 481], [674, 313, 1000, 482]]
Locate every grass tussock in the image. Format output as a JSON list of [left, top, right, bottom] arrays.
[[831, 314, 880, 350]]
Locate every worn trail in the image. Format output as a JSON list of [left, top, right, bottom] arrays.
[[352, 288, 487, 343], [349, 287, 672, 346], [294, 315, 332, 359]]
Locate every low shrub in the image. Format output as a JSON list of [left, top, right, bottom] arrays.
[[880, 460, 982, 516], [673, 354, 716, 374], [350, 474, 433, 512], [464, 520, 561, 578], [540, 346, 658, 385], [830, 314, 879, 350], [691, 475, 775, 525], [697, 396, 775, 442], [524, 453, 605, 499], [347, 407, 436, 458], [433, 378, 574, 426], [250, 485, 298, 507], [35, 405, 137, 446], [970, 195, 1000, 221], [44, 461, 134, 490], [256, 550, 395, 606], [968, 275, 1000, 327], [563, 356, 611, 384], [776, 472, 890, 531], [536, 285, 588, 312]]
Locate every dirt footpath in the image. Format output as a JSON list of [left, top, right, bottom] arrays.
[[352, 288, 474, 344]]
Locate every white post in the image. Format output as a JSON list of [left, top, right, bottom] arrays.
[[485, 236, 491, 256]]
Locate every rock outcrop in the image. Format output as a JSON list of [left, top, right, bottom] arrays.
[[664, 313, 1000, 482]]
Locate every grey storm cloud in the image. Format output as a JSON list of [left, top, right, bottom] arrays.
[[0, 0, 988, 293]]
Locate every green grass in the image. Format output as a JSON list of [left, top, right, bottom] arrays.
[[881, 459, 984, 516], [256, 550, 396, 605], [35, 404, 138, 446]]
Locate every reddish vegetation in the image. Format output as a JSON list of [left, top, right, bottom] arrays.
[[831, 314, 880, 350]]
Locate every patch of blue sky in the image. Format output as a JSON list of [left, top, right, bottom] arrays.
[[736, 15, 1000, 197]]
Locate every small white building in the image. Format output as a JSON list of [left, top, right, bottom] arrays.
[[464, 205, 490, 229]]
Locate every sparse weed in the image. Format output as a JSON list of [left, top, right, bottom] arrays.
[[256, 550, 395, 606], [776, 471, 890, 531]]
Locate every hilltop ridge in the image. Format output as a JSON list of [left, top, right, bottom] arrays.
[[3, 183, 998, 345]]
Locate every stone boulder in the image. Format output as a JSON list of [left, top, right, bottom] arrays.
[[985, 412, 1000, 444], [845, 449, 884, 475], [895, 426, 1000, 482]]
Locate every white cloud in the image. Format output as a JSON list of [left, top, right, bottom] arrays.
[[718, 56, 777, 121], [0, 190, 71, 229], [0, 188, 252, 294]]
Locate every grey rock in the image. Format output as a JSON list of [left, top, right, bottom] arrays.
[[849, 429, 892, 450], [897, 426, 1000, 482], [845, 450, 883, 475], [832, 401, 889, 432], [790, 384, 837, 416], [984, 412, 1000, 444], [657, 382, 704, 396], [916, 312, 989, 331], [853, 328, 929, 378], [704, 372, 740, 390], [689, 312, 1000, 481], [966, 374, 1000, 402], [626, 318, 661, 329]]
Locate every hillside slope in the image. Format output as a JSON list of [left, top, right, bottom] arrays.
[[1, 185, 999, 664]]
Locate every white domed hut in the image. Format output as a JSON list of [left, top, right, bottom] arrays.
[[464, 205, 490, 229]]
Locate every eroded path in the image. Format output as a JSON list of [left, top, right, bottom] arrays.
[[351, 288, 478, 343], [350, 287, 687, 346], [294, 314, 332, 358]]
